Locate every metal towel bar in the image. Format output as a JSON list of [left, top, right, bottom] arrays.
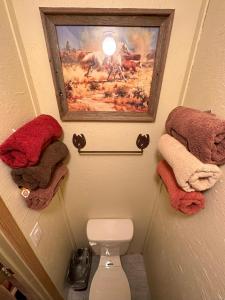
[[72, 133, 150, 155]]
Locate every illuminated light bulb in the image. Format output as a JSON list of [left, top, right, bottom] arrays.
[[102, 36, 116, 56]]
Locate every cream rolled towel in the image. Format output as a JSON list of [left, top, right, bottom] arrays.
[[158, 134, 222, 192]]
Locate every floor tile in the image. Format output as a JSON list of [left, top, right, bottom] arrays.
[[67, 254, 150, 300]]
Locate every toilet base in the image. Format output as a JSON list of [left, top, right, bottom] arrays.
[[89, 256, 131, 300]]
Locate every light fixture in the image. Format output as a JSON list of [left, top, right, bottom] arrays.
[[102, 36, 116, 56]]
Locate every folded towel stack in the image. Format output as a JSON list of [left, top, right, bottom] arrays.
[[157, 106, 224, 215], [0, 115, 69, 210]]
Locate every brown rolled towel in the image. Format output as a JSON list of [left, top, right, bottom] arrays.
[[21, 164, 68, 210], [11, 141, 69, 190], [165, 106, 225, 165]]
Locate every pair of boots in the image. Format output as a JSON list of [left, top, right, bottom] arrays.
[[66, 248, 92, 291]]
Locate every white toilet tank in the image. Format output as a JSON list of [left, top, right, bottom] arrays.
[[87, 219, 133, 256]]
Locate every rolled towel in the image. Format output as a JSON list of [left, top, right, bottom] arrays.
[[158, 134, 222, 192], [0, 114, 62, 168], [21, 164, 68, 210], [165, 106, 225, 165], [157, 160, 205, 215], [11, 141, 69, 190]]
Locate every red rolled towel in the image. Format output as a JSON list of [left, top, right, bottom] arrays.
[[165, 106, 225, 165], [0, 114, 62, 168], [157, 160, 205, 215], [21, 164, 68, 210]]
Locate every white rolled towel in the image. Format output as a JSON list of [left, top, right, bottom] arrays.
[[158, 134, 222, 192]]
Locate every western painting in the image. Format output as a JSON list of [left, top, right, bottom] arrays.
[[56, 26, 159, 113]]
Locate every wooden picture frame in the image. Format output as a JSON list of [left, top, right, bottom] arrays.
[[40, 8, 174, 122]]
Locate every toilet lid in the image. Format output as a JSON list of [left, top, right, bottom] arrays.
[[89, 267, 131, 300]]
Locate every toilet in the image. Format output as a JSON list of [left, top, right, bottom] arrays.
[[87, 218, 134, 300]]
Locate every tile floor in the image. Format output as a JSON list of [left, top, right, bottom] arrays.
[[67, 254, 150, 300]]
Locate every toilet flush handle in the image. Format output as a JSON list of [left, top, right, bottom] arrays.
[[89, 241, 97, 247]]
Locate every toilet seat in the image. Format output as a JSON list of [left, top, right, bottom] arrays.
[[89, 264, 131, 300]]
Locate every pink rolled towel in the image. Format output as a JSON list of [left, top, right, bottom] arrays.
[[0, 114, 62, 168], [157, 160, 205, 215], [21, 164, 68, 210], [165, 106, 225, 165]]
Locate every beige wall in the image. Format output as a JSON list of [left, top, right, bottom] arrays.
[[9, 0, 206, 254], [144, 0, 225, 299], [0, 1, 73, 297]]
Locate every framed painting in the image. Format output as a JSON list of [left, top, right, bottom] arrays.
[[40, 8, 174, 122]]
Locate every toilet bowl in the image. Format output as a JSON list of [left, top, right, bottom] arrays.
[[87, 219, 134, 300]]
